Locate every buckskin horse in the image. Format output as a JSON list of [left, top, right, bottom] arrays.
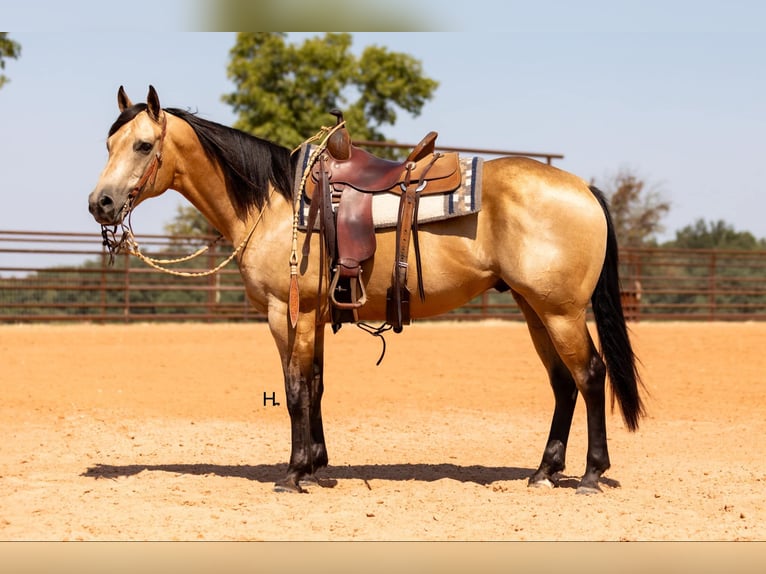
[[88, 86, 645, 494]]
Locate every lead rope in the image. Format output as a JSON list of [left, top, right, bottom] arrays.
[[101, 191, 272, 278]]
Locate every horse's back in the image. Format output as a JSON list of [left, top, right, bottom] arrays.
[[481, 156, 601, 229], [352, 156, 608, 321]]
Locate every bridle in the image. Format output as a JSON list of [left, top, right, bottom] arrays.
[[101, 111, 168, 262], [124, 111, 168, 218], [99, 110, 265, 277]]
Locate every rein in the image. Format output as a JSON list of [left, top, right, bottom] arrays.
[[287, 120, 348, 328], [100, 212, 264, 278]]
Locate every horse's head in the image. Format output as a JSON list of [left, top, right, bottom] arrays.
[[88, 85, 169, 225]]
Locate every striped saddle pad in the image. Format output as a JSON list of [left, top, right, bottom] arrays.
[[293, 143, 483, 230]]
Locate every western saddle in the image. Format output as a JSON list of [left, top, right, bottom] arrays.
[[302, 110, 462, 332]]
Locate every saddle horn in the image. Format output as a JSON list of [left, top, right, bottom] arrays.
[[330, 109, 344, 124], [326, 109, 351, 160]]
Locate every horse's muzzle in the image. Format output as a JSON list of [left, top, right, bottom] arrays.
[[88, 189, 124, 225]]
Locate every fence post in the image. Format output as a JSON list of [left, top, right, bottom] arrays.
[[207, 245, 216, 322], [123, 251, 130, 322], [708, 251, 717, 320], [100, 249, 108, 322]]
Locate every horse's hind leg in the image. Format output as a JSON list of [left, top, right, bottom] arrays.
[[547, 315, 610, 493], [514, 292, 578, 488], [515, 293, 610, 493]]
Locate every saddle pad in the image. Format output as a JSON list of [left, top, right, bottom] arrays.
[[293, 143, 483, 230]]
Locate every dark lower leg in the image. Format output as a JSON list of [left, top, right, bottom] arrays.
[[276, 369, 313, 493], [577, 354, 610, 493], [529, 365, 578, 486], [309, 329, 328, 471], [308, 362, 328, 471]]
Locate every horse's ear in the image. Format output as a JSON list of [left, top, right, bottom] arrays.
[[147, 85, 161, 122], [117, 85, 133, 112]]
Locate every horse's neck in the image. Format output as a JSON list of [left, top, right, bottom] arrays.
[[174, 159, 292, 249], [167, 135, 247, 243], [176, 179, 239, 241], [166, 118, 293, 251]]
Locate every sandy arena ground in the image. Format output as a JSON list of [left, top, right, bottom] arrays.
[[1, 320, 765, 542]]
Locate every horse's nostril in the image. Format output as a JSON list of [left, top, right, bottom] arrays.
[[99, 195, 114, 207]]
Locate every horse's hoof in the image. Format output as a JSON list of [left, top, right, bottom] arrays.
[[299, 475, 338, 488], [575, 484, 602, 495], [528, 477, 555, 489], [274, 479, 306, 494], [299, 475, 319, 487]]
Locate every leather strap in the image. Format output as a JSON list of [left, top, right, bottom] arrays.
[[128, 113, 167, 205], [318, 154, 337, 265], [301, 187, 319, 259], [388, 153, 441, 331]]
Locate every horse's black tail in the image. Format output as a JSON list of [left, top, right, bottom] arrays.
[[589, 186, 646, 432]]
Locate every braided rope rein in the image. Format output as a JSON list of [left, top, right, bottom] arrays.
[[288, 120, 347, 271], [118, 206, 267, 278]]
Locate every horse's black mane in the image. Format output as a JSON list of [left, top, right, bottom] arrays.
[[108, 104, 296, 214]]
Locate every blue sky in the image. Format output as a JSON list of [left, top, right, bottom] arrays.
[[2, 1, 765, 244]]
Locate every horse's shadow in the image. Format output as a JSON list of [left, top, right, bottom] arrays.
[[80, 462, 620, 490]]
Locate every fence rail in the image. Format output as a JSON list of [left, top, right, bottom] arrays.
[[2, 230, 766, 323]]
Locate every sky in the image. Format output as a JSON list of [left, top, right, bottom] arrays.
[[2, 1, 765, 249]]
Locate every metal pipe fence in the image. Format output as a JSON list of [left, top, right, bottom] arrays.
[[2, 230, 766, 323]]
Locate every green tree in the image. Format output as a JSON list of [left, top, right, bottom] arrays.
[[595, 169, 671, 247], [223, 32, 438, 149], [0, 33, 22, 90], [208, 0, 442, 32], [665, 219, 766, 250], [167, 32, 438, 237], [164, 204, 219, 245]]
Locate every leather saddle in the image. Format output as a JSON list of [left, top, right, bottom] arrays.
[[301, 110, 463, 332]]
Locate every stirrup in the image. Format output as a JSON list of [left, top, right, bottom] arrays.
[[329, 268, 368, 310]]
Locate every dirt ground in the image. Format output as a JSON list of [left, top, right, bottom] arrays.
[[1, 320, 765, 542]]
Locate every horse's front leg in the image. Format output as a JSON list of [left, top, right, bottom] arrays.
[[269, 310, 327, 493], [304, 322, 328, 482]]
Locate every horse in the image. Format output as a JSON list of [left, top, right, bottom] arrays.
[[88, 86, 645, 495]]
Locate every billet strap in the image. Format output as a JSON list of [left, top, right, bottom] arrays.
[[387, 154, 441, 332]]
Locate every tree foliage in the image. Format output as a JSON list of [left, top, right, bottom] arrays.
[[664, 219, 766, 250], [0, 33, 21, 90], [167, 32, 438, 237], [597, 168, 671, 247], [208, 0, 434, 32], [164, 204, 219, 243], [223, 32, 438, 149]]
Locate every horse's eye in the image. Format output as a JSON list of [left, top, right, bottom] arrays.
[[135, 141, 154, 154]]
